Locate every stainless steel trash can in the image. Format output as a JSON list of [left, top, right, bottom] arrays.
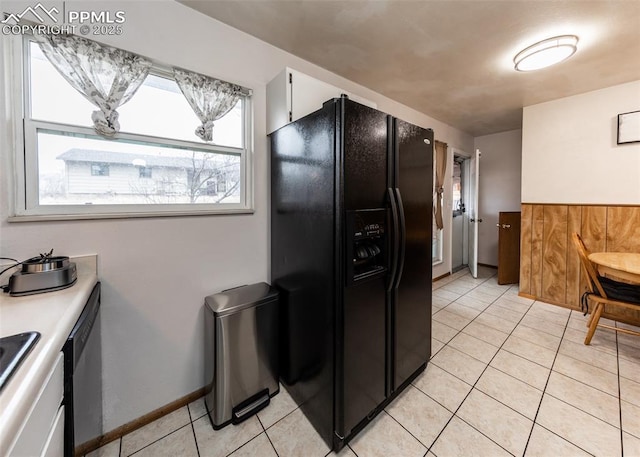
[[204, 282, 279, 429]]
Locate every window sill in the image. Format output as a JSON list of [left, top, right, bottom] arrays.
[[7, 208, 255, 222]]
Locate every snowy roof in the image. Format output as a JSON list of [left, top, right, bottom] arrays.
[[57, 148, 219, 170]]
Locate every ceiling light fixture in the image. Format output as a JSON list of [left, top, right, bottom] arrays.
[[514, 35, 579, 71]]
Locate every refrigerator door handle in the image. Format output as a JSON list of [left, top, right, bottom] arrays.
[[387, 187, 400, 292], [393, 187, 406, 290]]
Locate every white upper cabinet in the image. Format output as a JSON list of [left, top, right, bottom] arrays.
[[266, 67, 377, 134]]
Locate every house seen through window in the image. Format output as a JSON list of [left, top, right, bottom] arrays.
[[15, 36, 252, 217]]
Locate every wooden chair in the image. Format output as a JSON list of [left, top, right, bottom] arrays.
[[571, 233, 640, 345]]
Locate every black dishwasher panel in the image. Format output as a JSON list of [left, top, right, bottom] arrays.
[[63, 282, 102, 457]]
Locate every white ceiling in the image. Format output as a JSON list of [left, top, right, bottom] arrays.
[[180, 1, 640, 136]]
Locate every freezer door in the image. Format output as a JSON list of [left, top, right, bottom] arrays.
[[392, 119, 433, 390], [340, 100, 389, 437], [342, 100, 390, 211]]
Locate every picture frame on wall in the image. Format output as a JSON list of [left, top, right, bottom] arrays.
[[617, 110, 640, 144]]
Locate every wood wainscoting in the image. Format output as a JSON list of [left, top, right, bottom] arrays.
[[519, 204, 640, 326]]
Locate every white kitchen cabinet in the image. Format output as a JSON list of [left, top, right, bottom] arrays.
[[266, 67, 377, 134], [10, 353, 64, 457], [41, 406, 64, 457]]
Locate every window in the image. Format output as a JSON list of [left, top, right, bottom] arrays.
[[452, 158, 464, 216], [138, 167, 152, 179], [9, 35, 252, 219], [91, 164, 110, 177], [205, 180, 217, 196]]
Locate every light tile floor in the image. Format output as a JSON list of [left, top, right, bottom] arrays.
[[87, 267, 640, 457]]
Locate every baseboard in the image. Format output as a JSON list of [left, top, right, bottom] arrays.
[[433, 272, 451, 282], [518, 292, 537, 301], [76, 387, 206, 456], [517, 292, 640, 327], [434, 264, 497, 283]]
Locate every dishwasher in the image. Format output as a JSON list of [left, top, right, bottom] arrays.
[[63, 282, 102, 457]]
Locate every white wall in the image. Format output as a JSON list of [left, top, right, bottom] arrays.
[[474, 130, 522, 266], [522, 80, 640, 204], [0, 0, 472, 432]]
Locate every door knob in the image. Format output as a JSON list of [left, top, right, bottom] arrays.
[[497, 224, 511, 228], [471, 218, 483, 223]]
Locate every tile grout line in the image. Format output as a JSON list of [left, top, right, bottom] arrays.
[[191, 421, 201, 457], [552, 353, 621, 387], [332, 443, 360, 457], [532, 423, 596, 457], [238, 417, 266, 457], [488, 361, 546, 392], [219, 418, 269, 457], [120, 278, 560, 455], [429, 293, 605, 456], [381, 409, 431, 455], [616, 329, 624, 457], [104, 271, 633, 457], [418, 275, 516, 450], [120, 416, 192, 457], [520, 309, 570, 456], [256, 414, 281, 457], [224, 432, 269, 457], [125, 423, 192, 457], [521, 310, 601, 457], [555, 338, 620, 376], [517, 317, 568, 340], [538, 389, 621, 429], [188, 404, 201, 457], [561, 327, 620, 358], [418, 273, 510, 451], [189, 400, 280, 457], [424, 273, 535, 456], [435, 305, 553, 368], [260, 401, 301, 434]]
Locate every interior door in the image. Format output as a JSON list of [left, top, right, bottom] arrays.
[[497, 212, 521, 284], [468, 149, 481, 278]]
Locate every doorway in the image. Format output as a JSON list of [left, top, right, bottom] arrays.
[[451, 155, 469, 272]]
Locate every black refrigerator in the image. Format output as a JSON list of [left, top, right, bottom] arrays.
[[270, 96, 433, 451]]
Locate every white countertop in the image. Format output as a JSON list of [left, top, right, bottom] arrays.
[[0, 255, 98, 454]]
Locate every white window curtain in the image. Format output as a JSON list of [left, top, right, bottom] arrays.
[[173, 68, 250, 142], [33, 33, 152, 137]]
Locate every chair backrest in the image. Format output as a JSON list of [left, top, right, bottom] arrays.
[[571, 232, 608, 298]]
